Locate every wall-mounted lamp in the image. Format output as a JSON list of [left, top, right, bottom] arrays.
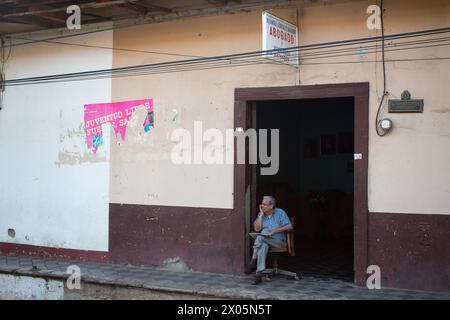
[[378, 118, 393, 134]]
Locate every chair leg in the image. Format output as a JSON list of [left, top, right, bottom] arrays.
[[276, 268, 301, 280], [265, 255, 301, 280]]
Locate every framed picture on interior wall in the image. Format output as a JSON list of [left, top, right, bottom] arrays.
[[320, 134, 336, 155], [338, 132, 354, 153], [303, 138, 317, 158]]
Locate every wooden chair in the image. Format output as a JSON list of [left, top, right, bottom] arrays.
[[264, 217, 302, 280]]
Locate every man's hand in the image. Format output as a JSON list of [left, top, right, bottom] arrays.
[[259, 205, 264, 216], [267, 225, 292, 237]]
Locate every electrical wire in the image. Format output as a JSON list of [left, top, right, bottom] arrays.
[[297, 37, 450, 59], [4, 15, 450, 50], [5, 37, 450, 86], [3, 25, 450, 87], [12, 33, 450, 70], [375, 0, 388, 137], [10, 35, 204, 59], [300, 57, 450, 65], [5, 54, 449, 87], [6, 26, 450, 63], [289, 41, 450, 63], [6, 25, 450, 60], [11, 33, 450, 61], [8, 55, 450, 87]]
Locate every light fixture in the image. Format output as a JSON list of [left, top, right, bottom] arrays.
[[378, 118, 393, 133]]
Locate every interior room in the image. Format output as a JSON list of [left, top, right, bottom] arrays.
[[256, 97, 355, 281]]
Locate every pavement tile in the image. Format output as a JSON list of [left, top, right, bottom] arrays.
[[1, 253, 450, 300], [0, 265, 22, 273]]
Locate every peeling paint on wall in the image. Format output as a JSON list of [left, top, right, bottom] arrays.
[[54, 150, 107, 167], [161, 257, 191, 272], [84, 99, 154, 153], [55, 122, 108, 167]]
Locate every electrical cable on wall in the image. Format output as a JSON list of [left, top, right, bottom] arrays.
[[375, 0, 389, 137]]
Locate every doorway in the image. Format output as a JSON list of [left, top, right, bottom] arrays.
[[233, 83, 369, 285], [256, 97, 354, 281]]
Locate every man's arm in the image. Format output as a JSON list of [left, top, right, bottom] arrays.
[[253, 205, 264, 232], [254, 214, 264, 232], [266, 223, 292, 237], [267, 210, 293, 236]]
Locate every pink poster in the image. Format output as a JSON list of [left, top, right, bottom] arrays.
[[84, 98, 154, 153]]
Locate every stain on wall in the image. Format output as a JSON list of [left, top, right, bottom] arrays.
[[55, 151, 107, 167]]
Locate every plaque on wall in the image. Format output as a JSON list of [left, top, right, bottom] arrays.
[[388, 90, 424, 113]]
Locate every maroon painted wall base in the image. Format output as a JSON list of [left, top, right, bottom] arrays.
[[369, 212, 450, 292], [109, 203, 238, 274], [2, 205, 448, 292], [0, 242, 108, 262]]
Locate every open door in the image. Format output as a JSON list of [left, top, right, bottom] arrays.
[[235, 83, 369, 284]]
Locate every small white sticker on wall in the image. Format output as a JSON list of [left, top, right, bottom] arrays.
[[354, 153, 363, 160]]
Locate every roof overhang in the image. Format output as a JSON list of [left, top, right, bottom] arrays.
[[0, 0, 365, 36]]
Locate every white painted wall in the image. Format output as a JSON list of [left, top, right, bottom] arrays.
[[0, 26, 113, 251]]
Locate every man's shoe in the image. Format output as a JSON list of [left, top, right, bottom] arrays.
[[252, 274, 262, 285], [245, 259, 257, 274]]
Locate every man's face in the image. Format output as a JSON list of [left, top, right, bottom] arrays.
[[260, 200, 273, 214]]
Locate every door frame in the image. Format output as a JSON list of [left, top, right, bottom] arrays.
[[233, 82, 369, 285]]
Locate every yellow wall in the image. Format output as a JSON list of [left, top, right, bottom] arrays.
[[110, 0, 450, 214], [299, 0, 450, 214], [110, 10, 298, 209]]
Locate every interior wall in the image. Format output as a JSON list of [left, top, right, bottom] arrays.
[[256, 98, 354, 194], [256, 98, 354, 242], [298, 99, 354, 197], [256, 100, 301, 194]]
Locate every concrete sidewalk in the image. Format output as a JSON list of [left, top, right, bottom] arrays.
[[0, 254, 449, 300]]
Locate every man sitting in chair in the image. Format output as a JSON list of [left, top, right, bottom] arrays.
[[247, 195, 293, 285]]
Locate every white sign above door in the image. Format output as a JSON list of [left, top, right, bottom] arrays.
[[262, 11, 299, 66]]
